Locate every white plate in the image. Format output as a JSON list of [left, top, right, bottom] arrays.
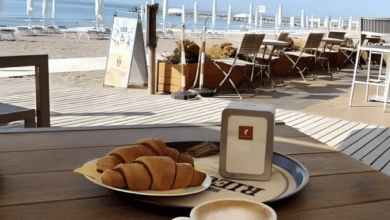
[[83, 159, 212, 197]]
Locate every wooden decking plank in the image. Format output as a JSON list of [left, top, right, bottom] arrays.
[[361, 136, 390, 166], [335, 124, 379, 151], [275, 112, 300, 121], [326, 123, 370, 147], [342, 127, 388, 155], [371, 147, 390, 171], [143, 103, 228, 125], [129, 101, 228, 125], [286, 115, 317, 126], [292, 115, 325, 129], [311, 120, 351, 140], [351, 129, 390, 160], [283, 113, 308, 124], [381, 162, 390, 176], [275, 110, 294, 117], [57, 98, 181, 126], [304, 119, 341, 136], [318, 121, 360, 143], [298, 117, 333, 132], [82, 99, 222, 127]]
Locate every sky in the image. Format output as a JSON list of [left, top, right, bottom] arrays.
[[124, 0, 390, 19]]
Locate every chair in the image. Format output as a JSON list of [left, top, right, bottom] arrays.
[[339, 34, 367, 69], [349, 17, 390, 112], [213, 34, 265, 99], [315, 31, 346, 73], [283, 33, 324, 81], [251, 32, 290, 88]]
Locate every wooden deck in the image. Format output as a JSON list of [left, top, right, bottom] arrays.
[[1, 77, 390, 177]]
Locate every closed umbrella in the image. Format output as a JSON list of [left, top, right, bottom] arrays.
[[212, 0, 216, 29], [254, 5, 258, 28], [194, 2, 198, 26], [27, 0, 35, 27], [301, 9, 305, 28], [181, 5, 185, 25], [52, 0, 56, 19], [95, 0, 104, 30], [248, 3, 252, 26], [227, 5, 231, 27], [278, 5, 282, 26], [162, 0, 167, 31], [42, 0, 48, 27]]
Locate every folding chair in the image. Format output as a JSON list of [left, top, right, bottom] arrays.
[[213, 34, 265, 99], [250, 32, 289, 89], [314, 31, 346, 73], [339, 34, 366, 70], [349, 17, 390, 113], [283, 33, 324, 81]]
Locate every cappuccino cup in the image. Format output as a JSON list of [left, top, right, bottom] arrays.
[[172, 199, 277, 220]]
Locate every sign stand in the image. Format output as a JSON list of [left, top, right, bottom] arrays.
[[103, 12, 148, 89]]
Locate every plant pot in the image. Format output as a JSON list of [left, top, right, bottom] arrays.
[[157, 61, 245, 93]]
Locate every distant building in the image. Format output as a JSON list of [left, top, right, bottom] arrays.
[[168, 8, 183, 16]]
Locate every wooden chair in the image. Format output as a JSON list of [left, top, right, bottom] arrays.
[[349, 17, 390, 112], [283, 33, 324, 81], [213, 34, 265, 99], [339, 34, 367, 70]]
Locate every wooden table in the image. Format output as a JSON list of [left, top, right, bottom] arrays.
[[1, 124, 390, 219], [0, 54, 50, 127]]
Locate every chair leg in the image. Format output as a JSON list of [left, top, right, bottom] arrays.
[[349, 48, 361, 107], [213, 62, 243, 99], [366, 51, 372, 102], [383, 84, 389, 113]]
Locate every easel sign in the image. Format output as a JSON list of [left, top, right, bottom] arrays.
[[103, 12, 148, 88]]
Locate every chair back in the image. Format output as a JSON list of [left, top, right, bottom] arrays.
[[277, 32, 289, 42], [237, 34, 265, 55], [303, 33, 324, 49], [328, 31, 346, 40]]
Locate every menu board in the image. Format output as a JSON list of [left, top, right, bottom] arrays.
[[104, 15, 148, 88]]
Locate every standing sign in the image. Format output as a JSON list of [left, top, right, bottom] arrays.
[[103, 13, 148, 88]]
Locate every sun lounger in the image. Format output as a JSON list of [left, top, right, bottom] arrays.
[[0, 29, 16, 41]]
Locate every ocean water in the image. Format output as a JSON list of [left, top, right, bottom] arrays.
[[0, 0, 274, 30]]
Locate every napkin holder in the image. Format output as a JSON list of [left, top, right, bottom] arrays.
[[219, 102, 275, 181]]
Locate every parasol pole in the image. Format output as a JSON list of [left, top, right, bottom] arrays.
[[171, 24, 197, 100]]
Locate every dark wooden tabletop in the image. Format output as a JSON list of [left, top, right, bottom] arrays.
[[1, 124, 390, 219]]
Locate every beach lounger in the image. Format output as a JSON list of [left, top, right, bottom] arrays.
[[213, 33, 265, 99], [0, 29, 16, 41], [283, 33, 324, 81], [62, 30, 77, 39], [349, 17, 390, 113]]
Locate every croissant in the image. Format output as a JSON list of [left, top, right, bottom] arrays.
[[101, 156, 207, 191], [96, 139, 193, 173]]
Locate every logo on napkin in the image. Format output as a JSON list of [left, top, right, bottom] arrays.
[[239, 126, 253, 140]]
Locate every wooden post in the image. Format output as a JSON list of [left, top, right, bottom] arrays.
[[146, 3, 159, 95]]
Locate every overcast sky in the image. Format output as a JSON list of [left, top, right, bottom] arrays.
[[122, 0, 390, 18]]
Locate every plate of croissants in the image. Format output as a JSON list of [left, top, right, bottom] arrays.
[[80, 138, 212, 196]]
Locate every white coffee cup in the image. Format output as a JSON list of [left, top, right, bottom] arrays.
[[172, 198, 277, 220]]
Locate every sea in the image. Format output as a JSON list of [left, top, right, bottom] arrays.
[[0, 0, 276, 31]]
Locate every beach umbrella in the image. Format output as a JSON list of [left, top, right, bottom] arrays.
[[145, 2, 148, 30], [27, 0, 35, 27], [278, 5, 282, 26], [248, 3, 252, 26], [212, 0, 217, 29], [194, 2, 198, 26], [275, 14, 277, 28], [227, 5, 231, 27], [151, 0, 155, 4], [290, 16, 294, 28], [42, 0, 49, 27], [254, 5, 258, 28], [162, 0, 167, 31], [306, 16, 309, 27], [338, 17, 341, 29], [301, 9, 305, 28], [181, 5, 185, 25], [259, 12, 263, 27]]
